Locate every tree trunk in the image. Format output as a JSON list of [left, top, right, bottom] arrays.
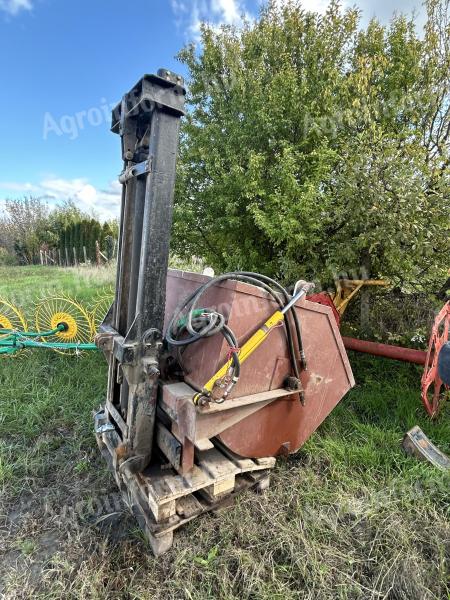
[[360, 250, 371, 335]]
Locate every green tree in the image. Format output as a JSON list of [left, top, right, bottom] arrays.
[[49, 199, 85, 232], [0, 197, 56, 264], [73, 221, 82, 262], [107, 218, 119, 240], [89, 219, 102, 262], [67, 224, 74, 263], [173, 0, 449, 290], [50, 200, 85, 264], [101, 222, 115, 259]]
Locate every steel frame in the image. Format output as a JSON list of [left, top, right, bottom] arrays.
[[96, 69, 186, 475]]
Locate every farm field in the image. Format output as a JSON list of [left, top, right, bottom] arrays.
[[0, 265, 449, 599]]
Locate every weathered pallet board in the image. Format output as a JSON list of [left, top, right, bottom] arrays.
[[214, 439, 276, 472], [95, 420, 276, 556]]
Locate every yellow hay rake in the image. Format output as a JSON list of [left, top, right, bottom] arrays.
[[0, 289, 112, 357]]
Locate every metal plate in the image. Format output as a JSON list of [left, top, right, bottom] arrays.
[[402, 426, 450, 470], [165, 271, 354, 458]]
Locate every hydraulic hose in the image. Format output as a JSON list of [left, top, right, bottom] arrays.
[[184, 271, 300, 379], [165, 272, 308, 398], [238, 271, 306, 371]]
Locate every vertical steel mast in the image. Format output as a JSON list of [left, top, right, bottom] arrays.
[[97, 70, 186, 474]]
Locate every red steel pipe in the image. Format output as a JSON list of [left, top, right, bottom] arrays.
[[342, 336, 427, 365]]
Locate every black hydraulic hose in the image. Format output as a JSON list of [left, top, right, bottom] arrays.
[[185, 272, 300, 379], [166, 274, 282, 345], [238, 271, 306, 370], [171, 321, 241, 387], [166, 296, 241, 385], [166, 311, 224, 346], [165, 290, 212, 347], [222, 324, 240, 378], [165, 271, 305, 382]]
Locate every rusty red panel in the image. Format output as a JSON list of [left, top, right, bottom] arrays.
[[165, 270, 354, 458], [307, 291, 340, 326]]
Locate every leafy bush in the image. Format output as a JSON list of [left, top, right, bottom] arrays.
[[0, 247, 18, 266], [341, 290, 441, 346], [174, 0, 449, 292]]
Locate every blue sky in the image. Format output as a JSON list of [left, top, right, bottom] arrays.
[[0, 0, 425, 221]]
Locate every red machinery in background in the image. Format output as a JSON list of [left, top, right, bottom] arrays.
[[308, 284, 450, 418]]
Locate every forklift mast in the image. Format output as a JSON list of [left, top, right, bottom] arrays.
[[97, 70, 186, 475]]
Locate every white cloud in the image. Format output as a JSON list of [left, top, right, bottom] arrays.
[[297, 0, 335, 12], [0, 178, 121, 222], [171, 0, 247, 39], [212, 0, 240, 23], [170, 0, 351, 39], [0, 181, 39, 193], [272, 0, 346, 13], [0, 0, 32, 16], [172, 0, 423, 37]]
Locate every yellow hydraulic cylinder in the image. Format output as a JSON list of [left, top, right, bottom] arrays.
[[193, 281, 312, 404], [201, 309, 284, 395]]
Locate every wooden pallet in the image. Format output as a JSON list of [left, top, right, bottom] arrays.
[[96, 424, 275, 555]]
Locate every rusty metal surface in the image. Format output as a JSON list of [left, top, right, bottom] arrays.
[[421, 301, 450, 417], [402, 426, 450, 470], [165, 270, 354, 458], [342, 336, 427, 365], [161, 381, 298, 457]]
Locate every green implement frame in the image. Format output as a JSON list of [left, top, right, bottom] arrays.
[[0, 325, 97, 356]]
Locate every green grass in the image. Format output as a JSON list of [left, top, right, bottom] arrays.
[[0, 263, 114, 305], [0, 265, 449, 599]]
